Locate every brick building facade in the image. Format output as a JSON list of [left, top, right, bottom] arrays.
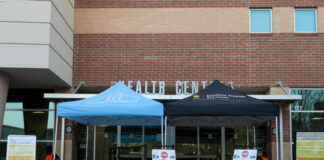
[[71, 1, 324, 160], [1, 0, 323, 160]]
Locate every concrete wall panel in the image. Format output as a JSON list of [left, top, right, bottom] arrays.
[[0, 22, 50, 44], [0, 0, 74, 87], [51, 4, 74, 48], [0, 44, 49, 68], [51, 0, 74, 30], [0, 1, 51, 23], [49, 47, 73, 86], [50, 26, 73, 66]]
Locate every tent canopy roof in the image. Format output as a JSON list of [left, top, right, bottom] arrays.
[[165, 80, 278, 126], [57, 82, 164, 126]]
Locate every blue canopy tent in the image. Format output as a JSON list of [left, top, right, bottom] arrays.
[[53, 82, 164, 160]]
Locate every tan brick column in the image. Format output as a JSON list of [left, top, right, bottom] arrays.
[[266, 87, 291, 160], [55, 88, 74, 160]]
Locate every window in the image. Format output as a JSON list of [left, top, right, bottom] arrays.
[[290, 89, 324, 160], [250, 9, 272, 33], [1, 102, 55, 160], [295, 9, 317, 33]]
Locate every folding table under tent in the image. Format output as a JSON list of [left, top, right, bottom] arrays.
[[53, 82, 164, 160], [165, 80, 279, 160]]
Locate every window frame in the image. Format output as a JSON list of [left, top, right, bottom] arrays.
[[289, 88, 324, 160], [294, 8, 318, 33], [1, 102, 55, 141], [249, 8, 273, 33]]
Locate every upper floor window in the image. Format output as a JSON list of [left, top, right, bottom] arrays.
[[250, 9, 272, 33], [295, 8, 317, 33]]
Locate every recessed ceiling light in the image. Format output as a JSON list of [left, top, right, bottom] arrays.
[[312, 117, 324, 120]]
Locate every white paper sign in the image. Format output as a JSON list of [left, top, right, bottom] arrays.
[[233, 149, 257, 160], [6, 135, 37, 160], [152, 149, 176, 160]]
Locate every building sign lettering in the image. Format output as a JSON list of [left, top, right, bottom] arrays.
[[111, 81, 230, 95]]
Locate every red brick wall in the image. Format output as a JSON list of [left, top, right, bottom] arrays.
[[75, 0, 324, 8], [267, 105, 290, 143], [73, 33, 324, 88]]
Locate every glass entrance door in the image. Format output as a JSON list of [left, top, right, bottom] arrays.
[[77, 125, 266, 160], [176, 127, 197, 160], [120, 126, 143, 159], [199, 127, 221, 160]]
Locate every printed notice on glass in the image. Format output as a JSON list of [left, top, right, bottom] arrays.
[[233, 149, 257, 160], [152, 149, 176, 160], [6, 135, 36, 160], [296, 132, 324, 160]]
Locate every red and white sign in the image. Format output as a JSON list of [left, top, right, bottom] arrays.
[[233, 149, 257, 160], [241, 151, 249, 158], [161, 152, 168, 158], [152, 149, 176, 160]]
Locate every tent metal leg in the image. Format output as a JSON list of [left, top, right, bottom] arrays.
[[221, 127, 225, 160], [165, 116, 167, 148], [117, 125, 121, 147], [117, 126, 121, 160], [86, 125, 89, 160], [197, 126, 200, 160], [253, 125, 256, 149], [246, 126, 249, 148], [53, 115, 59, 160], [161, 117, 164, 148], [279, 105, 284, 160], [93, 126, 96, 160], [142, 126, 145, 145], [61, 118, 65, 160], [142, 126, 145, 160], [276, 117, 279, 160]]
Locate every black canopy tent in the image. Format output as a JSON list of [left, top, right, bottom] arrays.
[[165, 80, 278, 126], [164, 80, 279, 160]]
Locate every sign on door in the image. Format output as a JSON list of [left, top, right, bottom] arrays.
[[233, 149, 257, 160], [152, 149, 176, 160]]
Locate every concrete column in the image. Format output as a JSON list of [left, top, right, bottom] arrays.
[[0, 72, 9, 139]]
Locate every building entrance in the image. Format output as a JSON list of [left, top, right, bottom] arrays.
[[75, 125, 267, 160]]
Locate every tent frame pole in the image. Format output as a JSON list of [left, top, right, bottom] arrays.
[[164, 116, 167, 149], [142, 126, 145, 160], [253, 125, 256, 149], [197, 126, 200, 160], [61, 118, 65, 160], [246, 126, 249, 148], [276, 116, 279, 160], [117, 125, 121, 147], [142, 126, 145, 145], [221, 127, 225, 160], [53, 115, 59, 160], [117, 125, 121, 160], [93, 126, 96, 160], [86, 125, 89, 160], [161, 117, 164, 148]]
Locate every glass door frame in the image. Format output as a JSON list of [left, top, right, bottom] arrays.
[[289, 88, 324, 160]]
